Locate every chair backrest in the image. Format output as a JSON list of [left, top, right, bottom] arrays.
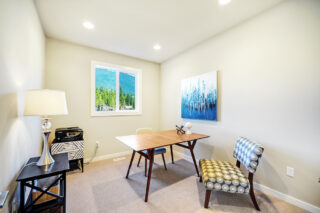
[[136, 128, 153, 134], [233, 137, 264, 173]]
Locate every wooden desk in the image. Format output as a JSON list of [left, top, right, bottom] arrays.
[[116, 130, 209, 202]]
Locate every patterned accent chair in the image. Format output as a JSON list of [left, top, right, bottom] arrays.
[[136, 128, 167, 176], [199, 137, 264, 210]]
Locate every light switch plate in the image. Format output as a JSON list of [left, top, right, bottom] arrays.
[[286, 166, 294, 177]]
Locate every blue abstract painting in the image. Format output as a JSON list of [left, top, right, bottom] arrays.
[[181, 71, 217, 121]]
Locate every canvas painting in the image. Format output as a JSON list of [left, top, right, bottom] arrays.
[[181, 71, 217, 121]]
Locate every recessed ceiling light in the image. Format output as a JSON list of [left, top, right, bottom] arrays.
[[219, 0, 231, 5], [153, 44, 161, 50], [83, 21, 94, 29]]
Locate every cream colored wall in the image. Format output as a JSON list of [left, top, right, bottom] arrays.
[[0, 0, 45, 212], [45, 39, 160, 159], [160, 0, 320, 208]]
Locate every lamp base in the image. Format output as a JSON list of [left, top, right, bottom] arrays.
[[37, 131, 55, 168]]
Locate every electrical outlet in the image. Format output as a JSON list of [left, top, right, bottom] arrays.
[[96, 141, 100, 148], [286, 166, 294, 177]]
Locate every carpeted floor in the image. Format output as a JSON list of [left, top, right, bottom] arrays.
[[66, 154, 308, 213]]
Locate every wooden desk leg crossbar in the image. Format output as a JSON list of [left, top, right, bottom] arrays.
[[174, 139, 200, 177], [125, 149, 155, 202]]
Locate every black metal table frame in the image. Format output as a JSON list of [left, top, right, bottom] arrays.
[[125, 139, 199, 202], [20, 172, 67, 213]]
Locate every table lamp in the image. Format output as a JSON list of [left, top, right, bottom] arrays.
[[24, 89, 68, 167]]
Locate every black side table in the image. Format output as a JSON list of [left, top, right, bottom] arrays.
[[16, 153, 69, 213]]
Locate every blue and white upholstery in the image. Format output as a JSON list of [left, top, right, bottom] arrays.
[[233, 137, 264, 173], [199, 137, 264, 192], [199, 160, 250, 194], [142, 147, 166, 155], [200, 137, 264, 209]]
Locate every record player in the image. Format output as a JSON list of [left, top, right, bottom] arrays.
[[54, 127, 83, 142]]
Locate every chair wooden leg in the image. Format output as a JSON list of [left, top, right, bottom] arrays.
[[199, 175, 202, 182], [249, 173, 260, 211], [161, 153, 167, 170], [204, 190, 211, 208], [145, 157, 147, 177], [137, 155, 142, 167], [170, 145, 174, 164]]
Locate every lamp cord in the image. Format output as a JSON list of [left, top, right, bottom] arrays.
[[85, 143, 98, 165]]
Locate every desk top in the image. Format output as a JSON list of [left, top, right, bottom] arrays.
[[16, 153, 70, 182], [116, 130, 209, 151]]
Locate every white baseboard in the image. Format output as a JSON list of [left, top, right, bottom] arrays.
[[173, 149, 199, 163], [84, 150, 132, 163], [173, 150, 320, 213], [254, 183, 320, 213]]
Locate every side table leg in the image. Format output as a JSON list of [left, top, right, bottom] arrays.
[[63, 172, 66, 213], [20, 181, 25, 213], [81, 158, 84, 173]]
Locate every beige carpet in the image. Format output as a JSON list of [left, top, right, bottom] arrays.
[[66, 154, 308, 213]]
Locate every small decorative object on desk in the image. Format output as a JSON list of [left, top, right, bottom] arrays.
[[176, 125, 185, 135], [185, 122, 192, 134]]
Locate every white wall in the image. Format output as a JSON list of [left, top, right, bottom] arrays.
[[160, 0, 320, 208], [45, 39, 160, 159], [0, 0, 45, 212]]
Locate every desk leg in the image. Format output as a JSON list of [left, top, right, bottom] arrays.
[[20, 181, 25, 213], [145, 149, 154, 202], [188, 140, 200, 177], [126, 150, 136, 178], [170, 145, 174, 164]]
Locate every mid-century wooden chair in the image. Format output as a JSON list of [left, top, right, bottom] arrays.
[[136, 128, 167, 176], [199, 137, 264, 210]]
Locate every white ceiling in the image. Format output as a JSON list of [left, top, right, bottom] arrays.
[[35, 0, 284, 63]]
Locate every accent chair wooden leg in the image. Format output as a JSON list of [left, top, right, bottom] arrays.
[[249, 173, 260, 211], [137, 155, 142, 167], [161, 153, 167, 170], [204, 189, 211, 208], [145, 157, 147, 177], [170, 145, 174, 164], [126, 150, 135, 178], [199, 175, 202, 182]]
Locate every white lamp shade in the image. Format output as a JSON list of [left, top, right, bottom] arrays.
[[24, 89, 68, 116]]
